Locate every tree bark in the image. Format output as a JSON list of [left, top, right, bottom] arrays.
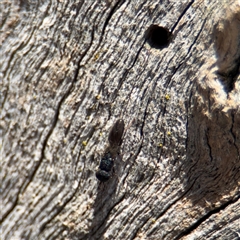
[[1, 0, 240, 239]]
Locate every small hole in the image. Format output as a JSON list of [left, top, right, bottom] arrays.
[[146, 25, 172, 49]]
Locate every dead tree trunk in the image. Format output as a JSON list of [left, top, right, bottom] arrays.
[[1, 0, 240, 239]]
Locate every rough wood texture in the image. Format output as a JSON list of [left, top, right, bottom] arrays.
[[1, 0, 240, 239]]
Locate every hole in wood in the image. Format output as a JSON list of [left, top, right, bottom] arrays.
[[146, 25, 172, 49], [214, 10, 240, 93]]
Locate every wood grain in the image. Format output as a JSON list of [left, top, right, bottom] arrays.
[[1, 0, 239, 239]]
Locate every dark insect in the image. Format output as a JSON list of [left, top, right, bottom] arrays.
[[96, 119, 125, 182], [95, 152, 113, 182]]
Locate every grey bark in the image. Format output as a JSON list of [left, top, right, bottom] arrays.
[[1, 0, 240, 239]]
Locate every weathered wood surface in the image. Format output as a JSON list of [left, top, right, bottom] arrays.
[[1, 0, 240, 239]]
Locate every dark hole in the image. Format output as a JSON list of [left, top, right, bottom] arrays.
[[217, 62, 239, 93], [146, 25, 172, 49], [213, 18, 240, 93]]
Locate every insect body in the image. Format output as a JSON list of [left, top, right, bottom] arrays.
[[96, 119, 125, 182], [95, 152, 113, 182]]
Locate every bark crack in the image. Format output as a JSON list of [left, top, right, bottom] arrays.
[[131, 179, 198, 239], [101, 0, 124, 39], [173, 194, 240, 240], [164, 18, 206, 89], [205, 128, 213, 162], [86, 0, 125, 68], [0, 194, 19, 224], [1, 26, 96, 225], [86, 193, 126, 239], [171, 0, 195, 33], [230, 111, 240, 158], [39, 179, 82, 233]]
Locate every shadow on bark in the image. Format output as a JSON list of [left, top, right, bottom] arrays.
[[69, 154, 126, 240], [213, 7, 240, 93], [184, 5, 240, 208], [184, 98, 240, 207]]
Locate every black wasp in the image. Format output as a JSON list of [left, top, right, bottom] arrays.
[[96, 119, 125, 182]]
